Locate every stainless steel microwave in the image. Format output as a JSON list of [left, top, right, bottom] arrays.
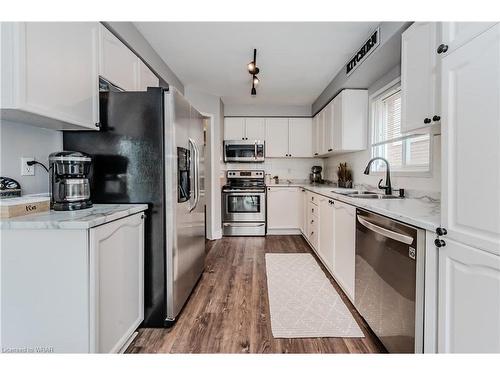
[[223, 140, 265, 163]]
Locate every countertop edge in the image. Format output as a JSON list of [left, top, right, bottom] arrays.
[[268, 184, 439, 232], [0, 204, 149, 230]]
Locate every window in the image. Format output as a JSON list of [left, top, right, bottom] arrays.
[[370, 83, 431, 174]]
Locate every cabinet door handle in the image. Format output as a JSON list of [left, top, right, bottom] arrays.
[[310, 231, 314, 236], [311, 220, 314, 224], [328, 148, 333, 152], [424, 118, 432, 124], [95, 122, 101, 129], [432, 115, 441, 122], [436, 227, 447, 236], [435, 239, 446, 248], [437, 44, 448, 54], [314, 153, 319, 156]]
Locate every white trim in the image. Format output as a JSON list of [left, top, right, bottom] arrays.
[[369, 78, 433, 176], [267, 228, 302, 235]]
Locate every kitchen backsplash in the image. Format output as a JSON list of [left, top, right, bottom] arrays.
[[223, 158, 324, 180], [0, 121, 63, 195]]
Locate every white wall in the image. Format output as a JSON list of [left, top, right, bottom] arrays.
[[184, 86, 224, 239], [0, 121, 62, 195]]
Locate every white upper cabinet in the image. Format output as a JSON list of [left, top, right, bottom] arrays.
[[323, 101, 334, 153], [223, 117, 265, 141], [441, 22, 497, 55], [137, 60, 159, 91], [317, 109, 327, 155], [401, 22, 440, 133], [99, 25, 139, 91], [312, 114, 320, 157], [244, 117, 266, 141], [265, 118, 289, 157], [437, 238, 500, 353], [223, 117, 246, 140], [288, 118, 312, 157], [441, 24, 500, 256], [332, 89, 368, 153], [0, 22, 100, 130]]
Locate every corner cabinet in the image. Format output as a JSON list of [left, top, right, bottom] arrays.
[[401, 22, 440, 133], [267, 186, 303, 234], [0, 212, 145, 353], [0, 22, 100, 130]]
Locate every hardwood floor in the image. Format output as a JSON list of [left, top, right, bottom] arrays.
[[126, 235, 386, 353]]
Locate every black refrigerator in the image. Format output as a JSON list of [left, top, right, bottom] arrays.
[[63, 86, 206, 327]]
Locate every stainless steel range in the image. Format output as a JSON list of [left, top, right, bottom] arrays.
[[222, 170, 266, 236]]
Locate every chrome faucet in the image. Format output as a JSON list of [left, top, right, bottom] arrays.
[[363, 157, 392, 195]]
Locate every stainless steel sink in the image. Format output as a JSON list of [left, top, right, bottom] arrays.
[[347, 192, 402, 199]]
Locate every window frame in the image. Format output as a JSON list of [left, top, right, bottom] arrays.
[[369, 78, 434, 178]]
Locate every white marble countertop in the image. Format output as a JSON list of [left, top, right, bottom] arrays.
[[0, 204, 148, 230], [268, 183, 440, 231]]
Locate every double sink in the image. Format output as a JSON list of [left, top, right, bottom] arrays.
[[336, 191, 403, 200]]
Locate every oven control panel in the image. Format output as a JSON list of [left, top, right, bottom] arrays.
[[226, 170, 265, 179]]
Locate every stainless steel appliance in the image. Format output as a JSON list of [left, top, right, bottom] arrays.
[[223, 140, 265, 163], [222, 170, 266, 236], [63, 86, 205, 326], [309, 165, 323, 184], [48, 151, 92, 211], [355, 208, 425, 353]]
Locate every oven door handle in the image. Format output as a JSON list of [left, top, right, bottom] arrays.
[[223, 223, 265, 227], [223, 190, 265, 194], [357, 215, 413, 245], [254, 141, 257, 160]]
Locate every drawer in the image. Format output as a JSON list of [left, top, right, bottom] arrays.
[[307, 191, 318, 206], [308, 200, 318, 216], [308, 216, 319, 249]]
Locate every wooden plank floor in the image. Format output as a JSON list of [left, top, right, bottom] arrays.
[[126, 235, 386, 353]]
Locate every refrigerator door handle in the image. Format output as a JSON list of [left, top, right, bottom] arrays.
[[188, 138, 200, 212]]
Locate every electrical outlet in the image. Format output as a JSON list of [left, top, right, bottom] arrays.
[[21, 157, 35, 176]]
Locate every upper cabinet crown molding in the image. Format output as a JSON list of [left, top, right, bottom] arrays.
[[0, 22, 100, 130]]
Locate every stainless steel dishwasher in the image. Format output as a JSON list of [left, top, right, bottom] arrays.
[[355, 208, 425, 353]]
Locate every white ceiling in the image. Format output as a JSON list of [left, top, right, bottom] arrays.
[[134, 22, 379, 106]]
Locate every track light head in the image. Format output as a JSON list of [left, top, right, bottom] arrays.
[[253, 76, 259, 85]]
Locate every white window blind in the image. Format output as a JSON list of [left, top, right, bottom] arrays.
[[371, 84, 430, 173]]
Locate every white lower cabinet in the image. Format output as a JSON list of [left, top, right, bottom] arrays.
[[0, 212, 145, 353], [318, 196, 335, 272], [437, 238, 500, 353], [332, 201, 356, 302], [267, 187, 302, 234]]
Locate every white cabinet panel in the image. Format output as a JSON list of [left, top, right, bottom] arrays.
[[224, 117, 246, 140], [90, 213, 144, 353], [333, 201, 356, 301], [441, 24, 500, 255], [265, 118, 289, 157], [437, 238, 500, 353], [442, 22, 497, 54], [401, 22, 439, 133], [138, 60, 159, 91], [317, 109, 327, 155], [334, 90, 368, 152], [99, 24, 138, 91], [245, 117, 266, 141], [312, 114, 320, 157], [323, 102, 334, 153], [267, 187, 302, 230], [1, 22, 99, 130], [300, 188, 307, 235], [318, 196, 335, 272], [288, 118, 312, 157]]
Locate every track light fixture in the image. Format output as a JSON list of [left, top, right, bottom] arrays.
[[248, 48, 260, 96]]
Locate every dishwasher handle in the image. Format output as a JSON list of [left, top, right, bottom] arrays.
[[357, 215, 414, 245]]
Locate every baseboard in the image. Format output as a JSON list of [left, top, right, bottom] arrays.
[[267, 228, 302, 235]]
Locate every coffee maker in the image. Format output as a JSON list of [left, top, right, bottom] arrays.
[[49, 151, 93, 211], [309, 165, 324, 184]]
